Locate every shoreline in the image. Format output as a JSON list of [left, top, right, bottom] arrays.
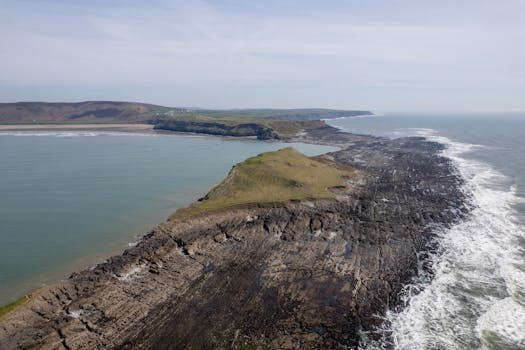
[[0, 123, 155, 132], [0, 132, 338, 306], [0, 126, 467, 349]]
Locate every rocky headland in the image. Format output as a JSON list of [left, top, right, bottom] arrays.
[[0, 126, 466, 349], [153, 120, 279, 140]]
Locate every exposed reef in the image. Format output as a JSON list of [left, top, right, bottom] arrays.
[[0, 127, 466, 349]]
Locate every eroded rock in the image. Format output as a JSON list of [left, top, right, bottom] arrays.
[[0, 131, 466, 349]]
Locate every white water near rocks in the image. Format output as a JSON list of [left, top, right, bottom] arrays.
[[373, 130, 525, 349], [326, 114, 525, 349]]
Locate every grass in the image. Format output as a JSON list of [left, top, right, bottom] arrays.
[[0, 295, 29, 319], [172, 148, 353, 220], [155, 114, 326, 139], [259, 119, 325, 138], [153, 109, 329, 139]]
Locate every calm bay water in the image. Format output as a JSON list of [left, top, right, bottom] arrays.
[[0, 131, 335, 305], [327, 112, 525, 350]]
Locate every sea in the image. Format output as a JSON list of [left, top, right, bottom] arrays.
[[325, 112, 525, 350], [0, 131, 335, 305]]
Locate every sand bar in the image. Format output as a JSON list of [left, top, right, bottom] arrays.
[[0, 124, 154, 132]]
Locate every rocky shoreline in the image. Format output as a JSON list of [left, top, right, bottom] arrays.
[[0, 127, 467, 349], [153, 120, 279, 140]]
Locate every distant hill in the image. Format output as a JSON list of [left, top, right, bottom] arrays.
[[194, 108, 373, 121], [0, 101, 178, 124], [0, 101, 372, 124]]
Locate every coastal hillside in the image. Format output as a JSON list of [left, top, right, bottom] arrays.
[[0, 101, 371, 126], [0, 101, 175, 124], [189, 108, 372, 120], [152, 118, 327, 140], [173, 147, 353, 219]]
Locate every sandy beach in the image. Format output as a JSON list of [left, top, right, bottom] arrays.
[[0, 124, 154, 132]]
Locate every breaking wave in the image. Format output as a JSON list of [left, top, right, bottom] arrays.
[[363, 129, 525, 349]]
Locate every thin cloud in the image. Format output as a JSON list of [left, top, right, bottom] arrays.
[[0, 0, 523, 110]]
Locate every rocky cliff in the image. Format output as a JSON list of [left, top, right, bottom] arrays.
[[153, 120, 279, 140], [0, 130, 466, 349]]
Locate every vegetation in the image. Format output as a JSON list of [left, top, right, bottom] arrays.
[[0, 101, 370, 126], [153, 118, 325, 139], [0, 295, 28, 319], [258, 119, 325, 138], [0, 101, 178, 124], [194, 108, 372, 121], [172, 148, 353, 220], [152, 108, 364, 138], [0, 102, 371, 140]]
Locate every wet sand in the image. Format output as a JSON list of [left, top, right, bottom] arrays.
[[0, 124, 154, 132]]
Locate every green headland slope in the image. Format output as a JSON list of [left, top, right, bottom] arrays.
[[172, 147, 353, 219]]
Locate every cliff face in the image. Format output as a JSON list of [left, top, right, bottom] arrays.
[[153, 119, 336, 141], [153, 120, 279, 140], [0, 133, 466, 349]]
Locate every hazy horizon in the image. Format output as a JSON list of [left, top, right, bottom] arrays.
[[1, 0, 524, 111]]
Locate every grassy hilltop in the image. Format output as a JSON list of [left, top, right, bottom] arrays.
[[0, 101, 175, 124], [0, 101, 370, 124], [173, 147, 353, 219]]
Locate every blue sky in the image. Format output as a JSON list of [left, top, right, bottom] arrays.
[[1, 0, 524, 111]]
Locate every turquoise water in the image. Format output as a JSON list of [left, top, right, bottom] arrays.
[[327, 112, 525, 349], [0, 131, 335, 304]]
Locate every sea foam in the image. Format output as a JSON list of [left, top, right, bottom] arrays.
[[361, 129, 525, 349]]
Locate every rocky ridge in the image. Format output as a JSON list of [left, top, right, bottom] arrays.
[[0, 128, 467, 349]]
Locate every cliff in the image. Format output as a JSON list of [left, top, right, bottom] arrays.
[[152, 119, 329, 140], [153, 120, 279, 140], [0, 130, 466, 349]]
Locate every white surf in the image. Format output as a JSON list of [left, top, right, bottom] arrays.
[[363, 129, 525, 349]]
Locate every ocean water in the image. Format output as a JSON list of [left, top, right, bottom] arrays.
[[0, 131, 336, 305], [327, 112, 525, 349]]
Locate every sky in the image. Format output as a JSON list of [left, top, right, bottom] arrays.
[[1, 0, 524, 111]]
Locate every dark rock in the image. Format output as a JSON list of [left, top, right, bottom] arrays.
[[0, 128, 466, 349], [154, 120, 279, 140]]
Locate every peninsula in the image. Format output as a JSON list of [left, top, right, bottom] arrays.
[[0, 102, 466, 349]]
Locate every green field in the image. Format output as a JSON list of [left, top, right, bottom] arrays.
[[172, 147, 353, 219], [0, 102, 370, 126]]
